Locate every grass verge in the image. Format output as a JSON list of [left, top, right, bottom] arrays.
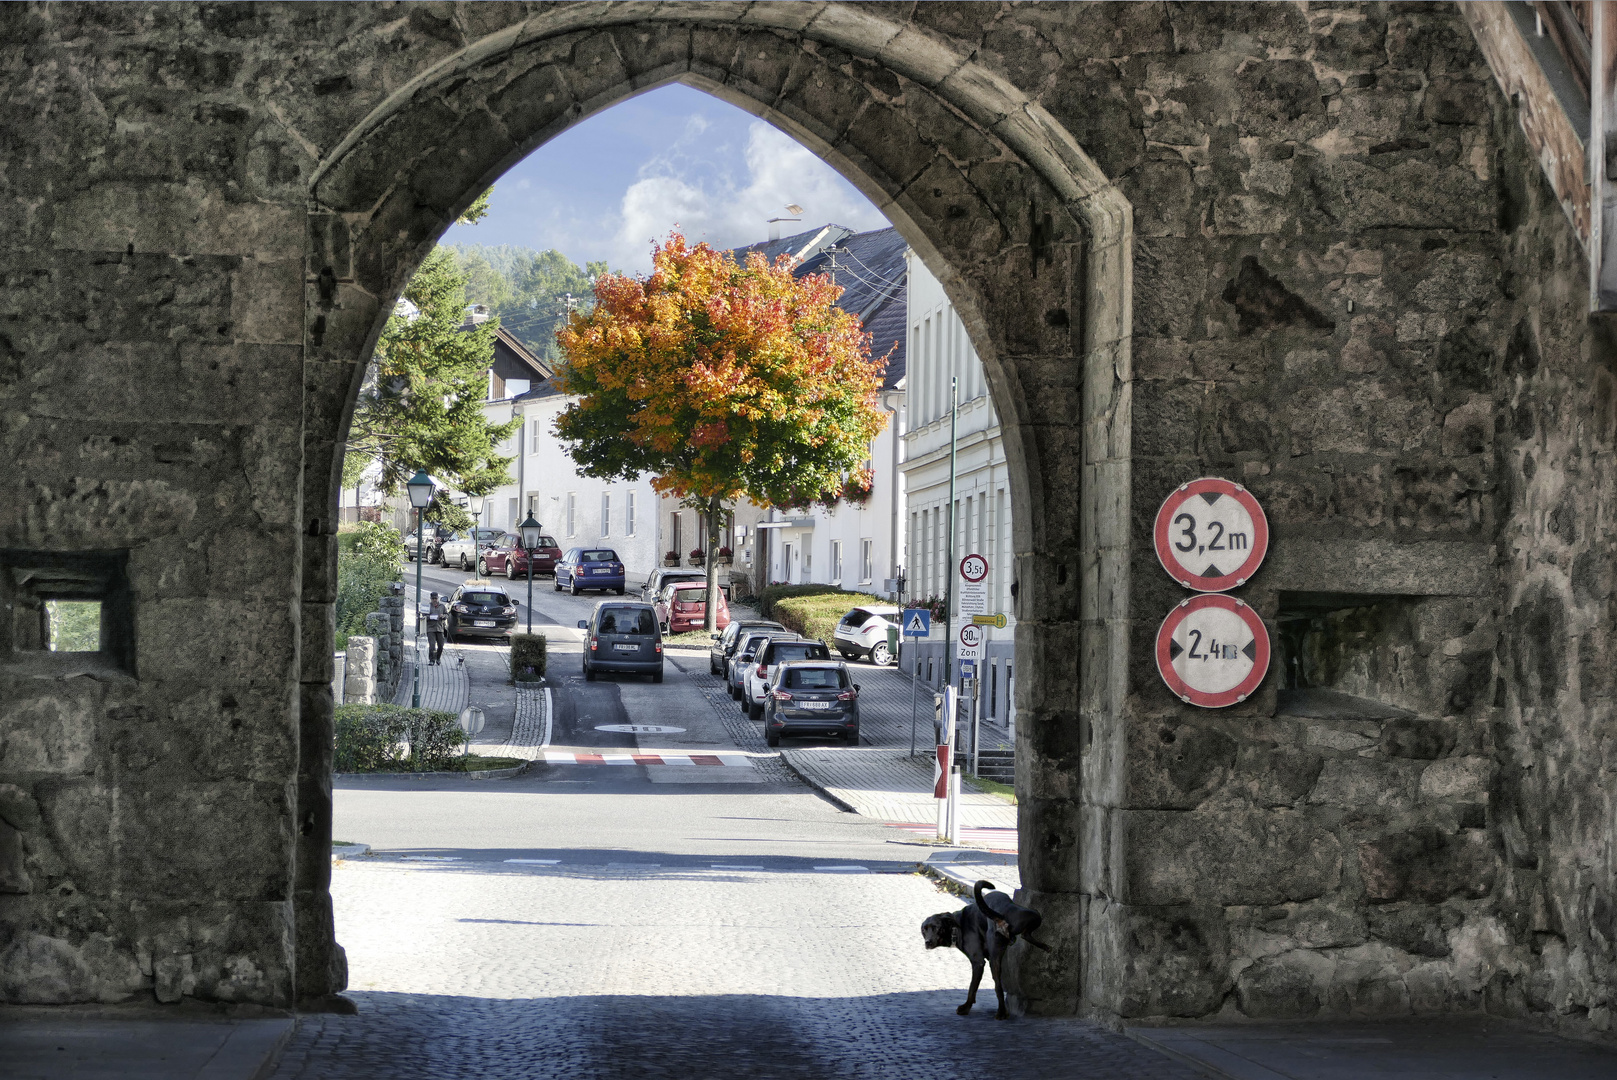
[[441, 755, 528, 772], [966, 773, 1016, 804], [661, 629, 718, 646]]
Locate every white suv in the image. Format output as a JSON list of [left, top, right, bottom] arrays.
[[833, 605, 901, 666], [743, 637, 832, 721]]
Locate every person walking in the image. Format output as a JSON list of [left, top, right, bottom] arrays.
[[426, 591, 448, 666]]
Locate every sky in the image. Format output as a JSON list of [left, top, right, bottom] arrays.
[[439, 83, 892, 274]]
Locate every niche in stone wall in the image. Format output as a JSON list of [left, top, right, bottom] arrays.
[[1276, 591, 1488, 718], [0, 549, 135, 675]]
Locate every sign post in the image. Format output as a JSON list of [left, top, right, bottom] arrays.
[[904, 607, 931, 756], [935, 685, 959, 842]]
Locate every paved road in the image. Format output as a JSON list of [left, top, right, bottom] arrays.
[[283, 562, 1194, 1078]]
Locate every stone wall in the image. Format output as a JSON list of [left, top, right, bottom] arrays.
[[0, 1, 1612, 1033]]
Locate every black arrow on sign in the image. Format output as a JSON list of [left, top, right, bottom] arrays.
[[1168, 638, 1184, 661], [1242, 639, 1257, 661], [1199, 492, 1222, 505]]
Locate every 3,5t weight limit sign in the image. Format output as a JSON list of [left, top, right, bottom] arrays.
[[1153, 478, 1269, 592]]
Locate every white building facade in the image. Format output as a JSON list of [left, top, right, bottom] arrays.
[[900, 253, 1016, 730], [479, 381, 663, 581]]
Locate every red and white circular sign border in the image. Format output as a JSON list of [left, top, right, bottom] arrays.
[[1153, 477, 1270, 593], [1154, 594, 1271, 708]]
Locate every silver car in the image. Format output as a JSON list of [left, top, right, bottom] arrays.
[[726, 630, 797, 700]]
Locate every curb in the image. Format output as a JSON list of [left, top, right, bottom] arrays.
[[334, 763, 528, 781], [775, 750, 859, 813], [332, 843, 371, 861], [918, 850, 1019, 895]]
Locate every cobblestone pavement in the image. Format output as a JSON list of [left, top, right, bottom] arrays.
[[272, 860, 1200, 1080], [664, 651, 800, 785]]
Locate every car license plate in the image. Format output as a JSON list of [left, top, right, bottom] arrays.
[[473, 620, 495, 627], [801, 700, 832, 709], [613, 643, 638, 652], [593, 568, 611, 574]]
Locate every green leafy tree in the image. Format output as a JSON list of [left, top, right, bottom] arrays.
[[555, 233, 889, 630], [451, 244, 608, 363]]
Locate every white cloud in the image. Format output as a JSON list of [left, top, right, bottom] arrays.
[[607, 120, 890, 272]]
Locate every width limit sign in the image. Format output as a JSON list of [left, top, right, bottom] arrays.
[[1155, 595, 1270, 708], [1153, 478, 1269, 592]]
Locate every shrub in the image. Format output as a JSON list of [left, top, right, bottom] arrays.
[[336, 549, 399, 636], [334, 704, 468, 772], [338, 520, 406, 563], [511, 633, 547, 682], [760, 585, 887, 642]]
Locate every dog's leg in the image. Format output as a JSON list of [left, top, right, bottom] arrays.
[[958, 955, 984, 1016], [990, 947, 1008, 1020]]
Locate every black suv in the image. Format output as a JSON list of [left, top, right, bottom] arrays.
[[709, 618, 786, 676], [446, 584, 518, 642]]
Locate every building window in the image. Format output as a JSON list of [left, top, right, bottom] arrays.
[[566, 492, 577, 537], [861, 538, 873, 584], [626, 491, 636, 535], [601, 492, 611, 537], [830, 540, 843, 582], [804, 541, 812, 578], [508, 497, 518, 531], [671, 512, 682, 557], [531, 418, 541, 454]]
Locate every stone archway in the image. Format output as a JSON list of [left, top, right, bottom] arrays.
[[299, 5, 1130, 1014]]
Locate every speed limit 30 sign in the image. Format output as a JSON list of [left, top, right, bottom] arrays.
[[1155, 594, 1270, 707], [1154, 477, 1269, 592]]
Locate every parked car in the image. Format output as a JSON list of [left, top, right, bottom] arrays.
[[436, 531, 480, 570], [744, 637, 833, 720], [403, 525, 450, 562], [640, 567, 707, 603], [709, 619, 786, 676], [556, 547, 626, 595], [655, 580, 730, 634], [833, 604, 903, 666], [446, 584, 518, 642], [726, 630, 798, 700], [763, 660, 860, 746], [478, 531, 562, 579], [577, 601, 663, 682]]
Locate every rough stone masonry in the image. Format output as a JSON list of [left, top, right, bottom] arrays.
[[0, 0, 1612, 1041]]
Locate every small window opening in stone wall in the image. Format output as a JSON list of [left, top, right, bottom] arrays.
[[0, 550, 134, 674], [1276, 591, 1418, 700]]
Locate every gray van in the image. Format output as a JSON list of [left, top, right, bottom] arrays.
[[578, 601, 663, 683]]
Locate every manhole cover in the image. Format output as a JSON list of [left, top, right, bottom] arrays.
[[594, 724, 686, 734]]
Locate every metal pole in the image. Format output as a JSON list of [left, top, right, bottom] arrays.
[[411, 508, 423, 708], [945, 376, 958, 691], [526, 543, 534, 634], [970, 678, 980, 776], [909, 640, 919, 756]]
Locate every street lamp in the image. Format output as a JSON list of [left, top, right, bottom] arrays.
[[518, 512, 542, 635], [406, 469, 437, 708]]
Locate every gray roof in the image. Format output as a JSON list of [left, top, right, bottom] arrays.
[[734, 224, 908, 391]]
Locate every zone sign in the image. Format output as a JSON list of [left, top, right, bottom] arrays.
[[1153, 477, 1269, 592], [1155, 594, 1270, 708]]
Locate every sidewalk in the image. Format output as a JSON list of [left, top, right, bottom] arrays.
[[0, 1007, 294, 1080], [777, 746, 1016, 831]]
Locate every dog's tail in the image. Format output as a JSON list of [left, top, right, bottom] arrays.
[[973, 879, 998, 919]]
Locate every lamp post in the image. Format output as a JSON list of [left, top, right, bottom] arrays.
[[518, 513, 542, 635], [406, 469, 437, 708]]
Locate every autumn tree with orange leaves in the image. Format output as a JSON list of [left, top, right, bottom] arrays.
[[555, 233, 890, 630]]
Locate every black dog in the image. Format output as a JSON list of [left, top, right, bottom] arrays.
[[921, 879, 1051, 1019]]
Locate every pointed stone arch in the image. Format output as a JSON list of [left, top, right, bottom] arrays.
[[300, 4, 1131, 1013]]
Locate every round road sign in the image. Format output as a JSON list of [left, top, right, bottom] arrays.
[[1154, 477, 1269, 592], [1154, 594, 1270, 708], [959, 554, 989, 583], [957, 623, 984, 659]]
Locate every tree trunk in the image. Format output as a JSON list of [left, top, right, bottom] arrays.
[[705, 496, 722, 633]]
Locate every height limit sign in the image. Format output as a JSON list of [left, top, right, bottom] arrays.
[[1154, 478, 1269, 592]]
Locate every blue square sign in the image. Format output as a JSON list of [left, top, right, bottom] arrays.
[[902, 608, 931, 637]]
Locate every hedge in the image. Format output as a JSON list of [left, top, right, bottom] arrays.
[[761, 585, 888, 644], [334, 704, 467, 772], [511, 633, 547, 682]]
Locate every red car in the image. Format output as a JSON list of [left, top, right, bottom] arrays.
[[655, 581, 730, 634], [477, 530, 562, 580]]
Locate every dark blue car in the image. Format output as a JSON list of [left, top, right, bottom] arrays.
[[555, 547, 626, 595]]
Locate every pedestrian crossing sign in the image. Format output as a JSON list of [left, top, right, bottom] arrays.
[[902, 608, 931, 637]]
